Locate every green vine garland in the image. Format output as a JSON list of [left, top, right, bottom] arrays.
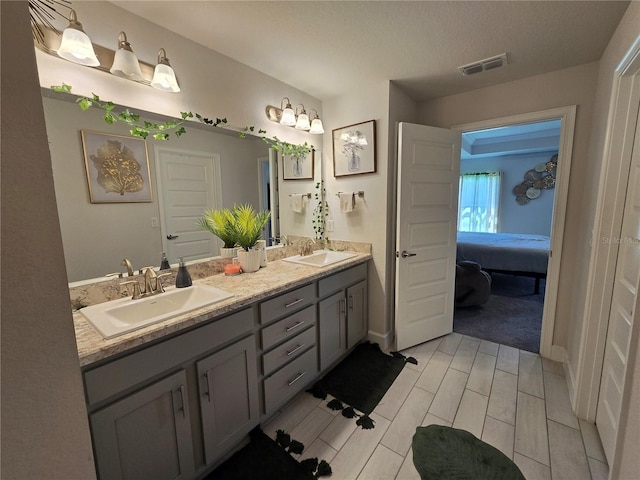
[[312, 180, 329, 241], [50, 83, 312, 157]]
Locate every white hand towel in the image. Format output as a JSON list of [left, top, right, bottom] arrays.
[[339, 192, 355, 213], [290, 194, 304, 213]]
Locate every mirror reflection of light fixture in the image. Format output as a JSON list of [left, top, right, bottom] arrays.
[[56, 9, 100, 66], [309, 109, 325, 134], [150, 48, 180, 92], [295, 105, 310, 131], [265, 98, 324, 134], [279, 97, 296, 126], [110, 31, 145, 81]]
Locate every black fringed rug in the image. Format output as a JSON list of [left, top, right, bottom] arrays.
[[307, 341, 416, 429], [204, 428, 331, 480]]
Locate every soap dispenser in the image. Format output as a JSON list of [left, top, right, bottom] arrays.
[[175, 257, 192, 288], [160, 252, 171, 270]]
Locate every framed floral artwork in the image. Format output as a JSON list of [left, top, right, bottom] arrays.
[[332, 120, 377, 177], [283, 149, 315, 180], [81, 130, 152, 203]]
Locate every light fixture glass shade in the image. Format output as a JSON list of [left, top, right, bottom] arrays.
[[151, 49, 180, 92], [110, 32, 145, 81], [309, 117, 325, 134], [56, 10, 99, 66], [280, 106, 296, 126], [295, 112, 310, 131]]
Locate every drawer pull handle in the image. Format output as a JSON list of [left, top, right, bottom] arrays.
[[203, 371, 212, 402], [286, 344, 305, 356], [178, 385, 186, 418], [348, 295, 353, 310], [285, 320, 305, 332], [287, 371, 306, 386], [285, 298, 304, 308]]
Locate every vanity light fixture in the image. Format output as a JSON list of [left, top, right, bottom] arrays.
[[110, 31, 145, 81], [150, 48, 181, 92], [56, 9, 100, 66], [295, 105, 311, 131], [279, 97, 297, 126], [265, 97, 324, 134]]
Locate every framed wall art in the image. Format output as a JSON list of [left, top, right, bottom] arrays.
[[283, 149, 315, 180], [81, 130, 153, 203], [332, 119, 377, 177]]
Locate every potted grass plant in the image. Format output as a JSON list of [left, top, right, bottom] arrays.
[[233, 204, 271, 272], [196, 208, 238, 258]]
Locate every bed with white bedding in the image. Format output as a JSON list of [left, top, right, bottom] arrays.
[[456, 232, 550, 293]]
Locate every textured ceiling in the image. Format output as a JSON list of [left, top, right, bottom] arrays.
[[111, 1, 629, 102]]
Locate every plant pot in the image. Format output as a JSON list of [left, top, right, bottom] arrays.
[[237, 248, 261, 273], [220, 247, 237, 258]]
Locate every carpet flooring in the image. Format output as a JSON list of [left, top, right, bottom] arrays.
[[453, 273, 545, 353]]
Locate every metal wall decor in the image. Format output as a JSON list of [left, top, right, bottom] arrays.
[[512, 153, 557, 205]]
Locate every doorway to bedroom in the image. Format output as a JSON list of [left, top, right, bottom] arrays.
[[452, 118, 562, 353]]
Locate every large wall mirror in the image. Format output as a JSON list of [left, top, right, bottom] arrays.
[[42, 90, 320, 283]]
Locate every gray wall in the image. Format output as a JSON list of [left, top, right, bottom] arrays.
[[460, 151, 557, 236], [1, 2, 96, 478]]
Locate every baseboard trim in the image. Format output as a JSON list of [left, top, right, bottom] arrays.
[[367, 330, 394, 350]]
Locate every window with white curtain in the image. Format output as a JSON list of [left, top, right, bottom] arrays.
[[458, 172, 502, 233]]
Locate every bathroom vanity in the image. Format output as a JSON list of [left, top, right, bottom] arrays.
[[74, 254, 370, 480]]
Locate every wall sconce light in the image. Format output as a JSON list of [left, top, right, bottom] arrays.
[[110, 32, 145, 81], [265, 97, 324, 134], [34, 14, 180, 92], [150, 48, 181, 92], [56, 9, 100, 66]]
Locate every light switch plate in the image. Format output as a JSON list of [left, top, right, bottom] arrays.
[[326, 219, 334, 232]]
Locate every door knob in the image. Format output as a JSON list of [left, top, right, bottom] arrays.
[[167, 234, 179, 240], [401, 251, 416, 258]]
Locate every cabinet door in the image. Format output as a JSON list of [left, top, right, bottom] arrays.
[[347, 280, 368, 349], [318, 290, 347, 370], [90, 370, 195, 480], [197, 335, 259, 465]]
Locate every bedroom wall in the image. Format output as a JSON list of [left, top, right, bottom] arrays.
[[460, 151, 558, 236], [418, 60, 599, 350]]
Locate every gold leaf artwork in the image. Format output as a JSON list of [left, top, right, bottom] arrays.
[[90, 140, 144, 195]]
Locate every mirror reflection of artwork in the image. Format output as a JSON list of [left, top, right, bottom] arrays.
[[332, 120, 377, 177], [283, 150, 314, 180], [81, 131, 152, 203]]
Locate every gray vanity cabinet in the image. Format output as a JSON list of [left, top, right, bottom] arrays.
[[318, 263, 368, 370], [197, 335, 259, 465], [90, 370, 196, 480]]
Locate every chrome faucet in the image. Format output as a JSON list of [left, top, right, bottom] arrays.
[[121, 267, 172, 300], [299, 239, 315, 256], [121, 258, 134, 277]]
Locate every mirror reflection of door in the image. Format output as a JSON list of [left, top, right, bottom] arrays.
[[257, 149, 279, 246], [155, 146, 222, 264]]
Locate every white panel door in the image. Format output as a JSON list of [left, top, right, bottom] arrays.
[[596, 115, 640, 463], [156, 148, 222, 264], [395, 122, 461, 350]]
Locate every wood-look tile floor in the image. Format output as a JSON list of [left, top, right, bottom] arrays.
[[263, 333, 609, 480]]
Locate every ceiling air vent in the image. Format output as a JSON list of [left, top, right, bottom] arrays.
[[458, 53, 508, 76]]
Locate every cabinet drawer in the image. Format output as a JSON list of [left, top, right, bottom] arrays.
[[264, 347, 318, 414], [260, 283, 315, 325], [262, 326, 316, 376], [84, 308, 254, 407], [318, 263, 367, 298], [261, 305, 316, 350]]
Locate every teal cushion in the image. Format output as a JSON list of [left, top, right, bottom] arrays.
[[412, 425, 525, 480]]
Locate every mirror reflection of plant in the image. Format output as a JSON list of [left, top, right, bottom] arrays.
[[312, 180, 329, 241], [232, 204, 271, 251], [50, 84, 313, 156], [196, 208, 237, 248]]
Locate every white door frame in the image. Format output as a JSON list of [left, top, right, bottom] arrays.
[[572, 35, 640, 422], [452, 105, 577, 362], [154, 145, 223, 256]]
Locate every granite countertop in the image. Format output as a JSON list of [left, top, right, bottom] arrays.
[[74, 253, 371, 367]]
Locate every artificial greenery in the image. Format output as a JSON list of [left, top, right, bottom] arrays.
[[232, 204, 271, 251], [312, 180, 329, 240], [50, 84, 312, 156], [196, 208, 237, 248]]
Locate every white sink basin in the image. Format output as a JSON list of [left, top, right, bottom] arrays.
[[80, 284, 234, 339], [283, 250, 358, 267]]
